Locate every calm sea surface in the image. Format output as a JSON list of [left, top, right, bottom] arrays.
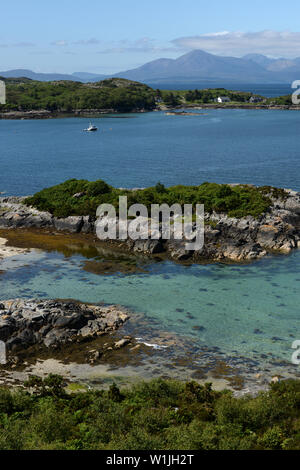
[[149, 82, 293, 97], [1, 110, 300, 383], [1, 109, 300, 196]]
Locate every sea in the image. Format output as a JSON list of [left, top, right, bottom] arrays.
[[1, 96, 300, 387], [147, 82, 293, 98]]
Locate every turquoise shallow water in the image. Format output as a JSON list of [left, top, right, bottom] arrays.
[[1, 248, 299, 376], [1, 110, 300, 380]]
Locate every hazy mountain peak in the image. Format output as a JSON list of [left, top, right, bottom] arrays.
[[2, 49, 300, 85]]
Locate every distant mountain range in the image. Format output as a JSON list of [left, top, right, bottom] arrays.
[[0, 69, 107, 82], [2, 50, 300, 85], [0, 69, 78, 81]]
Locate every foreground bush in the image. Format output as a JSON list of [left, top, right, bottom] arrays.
[[0, 375, 300, 450]]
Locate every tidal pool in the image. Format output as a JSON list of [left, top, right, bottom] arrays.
[[1, 235, 300, 389]]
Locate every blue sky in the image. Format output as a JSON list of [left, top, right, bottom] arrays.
[[1, 0, 300, 73]]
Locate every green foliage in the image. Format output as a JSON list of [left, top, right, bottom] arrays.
[[0, 376, 300, 449], [163, 92, 181, 106], [266, 95, 292, 106], [0, 78, 156, 113], [155, 182, 167, 193], [86, 180, 111, 197], [24, 374, 67, 398], [107, 383, 124, 403], [25, 179, 274, 219], [0, 389, 13, 414], [0, 79, 294, 113], [180, 87, 254, 104]]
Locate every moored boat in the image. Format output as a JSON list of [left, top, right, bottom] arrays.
[[84, 122, 98, 132]]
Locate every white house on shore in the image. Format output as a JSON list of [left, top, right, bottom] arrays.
[[215, 96, 231, 103]]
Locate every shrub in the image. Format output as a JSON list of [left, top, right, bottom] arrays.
[[86, 180, 111, 197], [258, 426, 285, 449], [25, 179, 274, 219], [1, 376, 300, 449], [0, 389, 13, 414]]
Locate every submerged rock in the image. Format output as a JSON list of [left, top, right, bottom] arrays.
[[0, 299, 130, 352], [114, 338, 131, 349]]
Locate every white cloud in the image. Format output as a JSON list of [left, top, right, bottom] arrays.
[[172, 31, 300, 58], [50, 36, 183, 55], [73, 38, 102, 46], [51, 40, 68, 47], [13, 42, 35, 47], [51, 37, 175, 54], [97, 37, 183, 55], [0, 42, 35, 48]]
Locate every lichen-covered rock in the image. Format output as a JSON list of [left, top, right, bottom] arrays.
[[0, 299, 130, 352], [53, 216, 84, 233]]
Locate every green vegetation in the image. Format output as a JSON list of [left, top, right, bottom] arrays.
[[267, 94, 292, 106], [159, 88, 293, 106], [0, 77, 156, 113], [160, 88, 255, 105], [0, 77, 294, 113], [25, 179, 274, 219], [1, 375, 300, 450]]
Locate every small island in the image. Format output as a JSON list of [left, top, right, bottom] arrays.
[[0, 77, 298, 120], [1, 179, 299, 262]]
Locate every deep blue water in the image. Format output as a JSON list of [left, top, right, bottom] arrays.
[[1, 110, 300, 382], [1, 109, 300, 196], [147, 82, 293, 97]]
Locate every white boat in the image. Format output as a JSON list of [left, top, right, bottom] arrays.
[[84, 122, 98, 132]]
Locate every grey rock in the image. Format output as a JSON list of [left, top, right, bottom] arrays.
[[81, 215, 94, 233], [43, 328, 75, 348], [1, 186, 300, 262], [53, 216, 83, 233], [133, 239, 163, 254], [0, 299, 129, 352], [54, 312, 87, 330], [114, 338, 130, 349], [79, 319, 108, 337]]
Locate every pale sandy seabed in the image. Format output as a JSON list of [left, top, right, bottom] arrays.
[[0, 237, 31, 260], [0, 242, 299, 397]]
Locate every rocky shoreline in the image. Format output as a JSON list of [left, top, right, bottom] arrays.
[[1, 103, 300, 120], [172, 104, 300, 111], [0, 108, 149, 120], [0, 187, 300, 262], [0, 299, 130, 354]]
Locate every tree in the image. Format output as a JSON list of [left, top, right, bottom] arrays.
[[164, 92, 180, 107]]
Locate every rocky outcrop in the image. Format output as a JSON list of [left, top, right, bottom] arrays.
[[0, 108, 146, 120], [0, 110, 53, 120], [1, 187, 300, 262], [0, 299, 129, 352], [0, 198, 94, 233]]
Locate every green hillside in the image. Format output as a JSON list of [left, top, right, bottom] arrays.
[[0, 77, 156, 112]]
